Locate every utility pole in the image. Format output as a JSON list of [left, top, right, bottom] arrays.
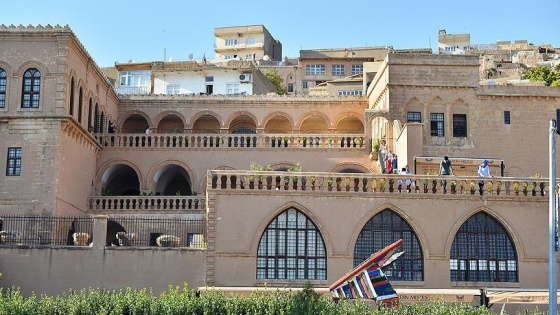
[[549, 119, 558, 314]]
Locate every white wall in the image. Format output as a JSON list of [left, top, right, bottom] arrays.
[[153, 70, 253, 95]]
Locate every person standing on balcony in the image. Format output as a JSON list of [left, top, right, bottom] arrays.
[[145, 125, 152, 147], [392, 154, 399, 174], [439, 156, 454, 194], [385, 149, 394, 174], [477, 159, 492, 195], [379, 139, 387, 173]]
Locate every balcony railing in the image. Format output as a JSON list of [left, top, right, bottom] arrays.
[[116, 86, 150, 95], [87, 196, 205, 212], [93, 133, 366, 150], [209, 170, 550, 198], [0, 215, 93, 246]]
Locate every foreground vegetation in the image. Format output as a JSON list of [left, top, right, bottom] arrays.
[[0, 284, 546, 315]]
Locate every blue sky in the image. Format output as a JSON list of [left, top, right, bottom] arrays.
[[3, 0, 559, 67]]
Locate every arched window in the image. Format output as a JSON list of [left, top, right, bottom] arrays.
[[0, 68, 7, 108], [87, 98, 92, 130], [257, 207, 327, 280], [21, 68, 40, 108], [450, 212, 518, 282], [354, 209, 423, 281], [94, 103, 100, 132], [232, 126, 256, 134], [78, 87, 83, 123], [69, 77, 75, 115]]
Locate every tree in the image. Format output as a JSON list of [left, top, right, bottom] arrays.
[[263, 69, 288, 95], [522, 65, 560, 86]]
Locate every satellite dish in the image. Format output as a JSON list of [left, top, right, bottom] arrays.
[[188, 53, 194, 60]]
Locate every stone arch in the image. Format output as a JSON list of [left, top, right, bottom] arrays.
[[328, 162, 373, 173], [333, 112, 365, 134], [15, 60, 49, 77], [402, 97, 424, 121], [350, 204, 426, 281], [95, 159, 143, 195], [445, 206, 525, 260], [189, 110, 224, 131], [426, 96, 446, 111], [0, 61, 14, 75], [154, 111, 186, 133], [297, 111, 331, 133], [146, 159, 197, 195], [262, 111, 294, 133], [226, 111, 258, 133], [119, 110, 152, 133], [251, 201, 333, 257]]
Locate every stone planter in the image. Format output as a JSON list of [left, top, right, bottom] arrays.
[[73, 232, 90, 246], [116, 232, 136, 246], [0, 230, 20, 245], [156, 235, 180, 247]]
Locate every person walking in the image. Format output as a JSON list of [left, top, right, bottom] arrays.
[[477, 159, 492, 195], [439, 156, 453, 193]]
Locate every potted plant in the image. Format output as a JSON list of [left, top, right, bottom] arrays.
[[513, 182, 520, 195], [156, 235, 180, 247], [530, 181, 537, 196], [450, 180, 457, 194], [73, 232, 90, 246], [379, 178, 386, 192], [116, 232, 136, 246], [469, 181, 476, 195], [283, 176, 290, 190], [302, 137, 307, 147], [487, 181, 493, 194], [371, 178, 377, 192], [327, 178, 333, 191], [345, 178, 351, 191], [283, 137, 289, 147], [271, 136, 276, 147], [539, 181, 546, 196], [423, 178, 429, 193], [522, 182, 528, 196], [327, 137, 334, 147], [496, 181, 502, 195], [532, 173, 544, 196], [431, 178, 437, 194], [310, 177, 316, 190]]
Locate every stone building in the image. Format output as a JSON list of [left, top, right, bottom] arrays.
[[1, 24, 560, 312]]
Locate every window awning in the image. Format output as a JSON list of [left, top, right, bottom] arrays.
[[484, 289, 560, 304], [396, 288, 481, 303]]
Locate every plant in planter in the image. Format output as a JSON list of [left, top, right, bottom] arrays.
[[302, 137, 307, 147], [327, 178, 334, 191], [345, 178, 351, 191], [450, 180, 457, 194], [73, 232, 90, 246], [539, 181, 546, 196], [496, 181, 502, 195], [487, 181, 493, 194], [469, 181, 476, 195], [283, 137, 289, 147], [362, 178, 368, 192], [156, 235, 180, 247], [310, 177, 316, 190], [372, 139, 380, 153], [371, 178, 377, 192], [530, 181, 537, 196], [379, 178, 386, 192], [431, 178, 437, 193], [327, 138, 334, 147], [513, 182, 520, 195], [116, 232, 136, 246], [532, 173, 544, 196], [422, 178, 429, 193]]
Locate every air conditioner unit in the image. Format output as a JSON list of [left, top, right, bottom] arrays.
[[239, 74, 252, 82]]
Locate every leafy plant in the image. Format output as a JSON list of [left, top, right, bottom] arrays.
[[327, 178, 333, 187], [487, 181, 493, 193], [450, 180, 457, 189], [470, 181, 476, 191], [372, 138, 380, 152], [513, 182, 519, 193]]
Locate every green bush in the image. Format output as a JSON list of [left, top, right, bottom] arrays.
[[0, 284, 546, 315]]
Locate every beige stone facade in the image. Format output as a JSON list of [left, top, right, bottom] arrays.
[[1, 25, 560, 313]]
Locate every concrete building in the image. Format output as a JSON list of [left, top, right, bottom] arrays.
[[214, 25, 282, 63], [2, 24, 560, 313]]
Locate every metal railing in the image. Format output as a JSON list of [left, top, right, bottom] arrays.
[[107, 216, 206, 248], [93, 133, 366, 150], [0, 215, 93, 246]]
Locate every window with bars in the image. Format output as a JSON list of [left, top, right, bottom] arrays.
[[407, 112, 421, 123], [332, 64, 345, 76], [305, 64, 326, 76], [450, 212, 518, 282], [453, 114, 467, 137], [430, 113, 444, 137], [351, 64, 363, 75], [354, 209, 424, 281], [21, 68, 40, 108], [0, 68, 7, 108], [504, 111, 510, 125], [6, 147, 22, 176], [257, 208, 327, 280]]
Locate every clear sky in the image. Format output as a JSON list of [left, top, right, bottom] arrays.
[[3, 0, 559, 67]]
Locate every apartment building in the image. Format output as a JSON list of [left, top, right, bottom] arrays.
[[214, 25, 282, 63], [1, 25, 560, 313]]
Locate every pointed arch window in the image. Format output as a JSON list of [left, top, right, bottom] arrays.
[[450, 212, 518, 282], [21, 68, 41, 108], [354, 209, 423, 281], [78, 87, 83, 123], [257, 207, 327, 280], [69, 77, 75, 115], [0, 68, 7, 108]]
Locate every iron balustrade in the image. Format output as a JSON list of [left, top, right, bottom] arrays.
[[93, 133, 366, 150], [0, 215, 93, 246], [208, 170, 551, 197], [107, 216, 206, 248]]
